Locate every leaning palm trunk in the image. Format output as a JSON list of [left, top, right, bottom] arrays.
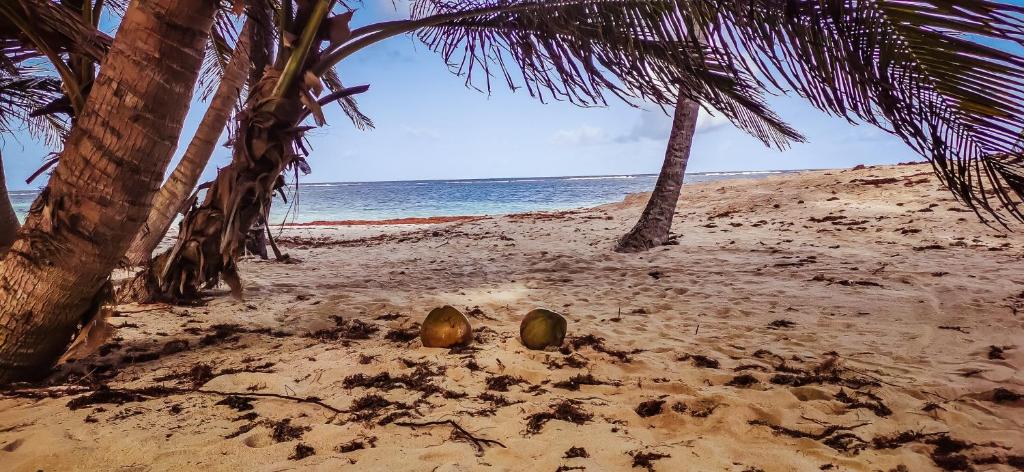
[[124, 19, 254, 267], [0, 0, 216, 384], [616, 93, 700, 253], [0, 153, 19, 253]]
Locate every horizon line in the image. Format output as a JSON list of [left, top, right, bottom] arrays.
[[7, 166, 841, 192], [272, 166, 835, 186]]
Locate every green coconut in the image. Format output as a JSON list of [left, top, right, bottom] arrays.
[[420, 305, 473, 348], [519, 308, 567, 350]]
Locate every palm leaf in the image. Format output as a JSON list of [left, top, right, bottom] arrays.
[[409, 0, 803, 148], [0, 70, 66, 145], [179, 2, 281, 101], [0, 0, 111, 62], [247, 0, 278, 92], [197, 6, 244, 100], [321, 67, 375, 130], [0, 0, 113, 115], [689, 0, 1024, 221]]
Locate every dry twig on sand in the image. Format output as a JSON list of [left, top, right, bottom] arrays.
[[394, 419, 506, 455]]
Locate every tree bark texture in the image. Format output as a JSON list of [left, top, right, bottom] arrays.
[[0, 0, 217, 384], [0, 153, 20, 254], [124, 18, 254, 266], [615, 93, 700, 253]]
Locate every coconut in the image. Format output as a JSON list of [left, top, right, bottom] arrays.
[[519, 308, 567, 350], [420, 305, 473, 348]]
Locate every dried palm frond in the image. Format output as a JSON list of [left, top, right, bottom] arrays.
[[321, 67, 374, 130]]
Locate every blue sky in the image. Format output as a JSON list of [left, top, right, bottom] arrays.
[[0, 1, 926, 191]]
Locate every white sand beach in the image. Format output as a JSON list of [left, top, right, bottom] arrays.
[[1, 163, 1021, 471]]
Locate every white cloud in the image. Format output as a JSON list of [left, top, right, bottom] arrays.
[[550, 108, 732, 148], [696, 111, 731, 133], [839, 126, 888, 143], [401, 125, 441, 140], [550, 125, 612, 146], [617, 106, 732, 143], [618, 111, 671, 142]]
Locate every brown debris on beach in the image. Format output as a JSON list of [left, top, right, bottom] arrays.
[[1, 164, 1021, 471]]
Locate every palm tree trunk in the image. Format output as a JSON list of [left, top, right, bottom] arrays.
[[0, 0, 216, 384], [0, 153, 19, 254], [124, 19, 253, 267], [615, 93, 700, 253]]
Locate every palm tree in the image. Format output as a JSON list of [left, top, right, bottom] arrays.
[[617, 26, 751, 254], [3, 0, 1024, 381], [0, 0, 220, 384], [618, 0, 1024, 253], [0, 0, 112, 254], [0, 1, 269, 266], [121, 18, 257, 267], [615, 93, 703, 253], [122, 0, 1024, 304], [122, 4, 373, 266]]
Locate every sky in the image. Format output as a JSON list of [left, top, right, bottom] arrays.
[[0, 1, 927, 191]]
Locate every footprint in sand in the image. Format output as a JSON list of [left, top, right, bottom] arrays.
[[1, 438, 24, 452], [242, 431, 275, 449], [788, 386, 833, 402]]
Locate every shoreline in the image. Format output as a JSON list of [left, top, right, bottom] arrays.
[[16, 166, 914, 228], [282, 215, 488, 227], [275, 166, 831, 227]]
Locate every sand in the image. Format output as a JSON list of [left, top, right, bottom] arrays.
[[1, 163, 1021, 471]]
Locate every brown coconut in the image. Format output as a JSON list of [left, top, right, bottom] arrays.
[[519, 308, 567, 350], [420, 305, 473, 348]]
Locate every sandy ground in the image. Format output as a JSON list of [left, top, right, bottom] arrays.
[[1, 164, 1022, 471]]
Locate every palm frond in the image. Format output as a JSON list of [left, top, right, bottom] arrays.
[[247, 0, 279, 92], [99, 0, 131, 20], [199, 1, 284, 100], [321, 67, 374, 130], [409, 0, 803, 148], [0, 0, 113, 116], [683, 0, 1024, 222], [0, 0, 111, 62], [198, 7, 243, 100], [0, 69, 67, 146]]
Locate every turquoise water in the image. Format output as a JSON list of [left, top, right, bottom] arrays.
[[8, 171, 796, 224]]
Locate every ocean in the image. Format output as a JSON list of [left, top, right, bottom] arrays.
[[8, 170, 799, 224]]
